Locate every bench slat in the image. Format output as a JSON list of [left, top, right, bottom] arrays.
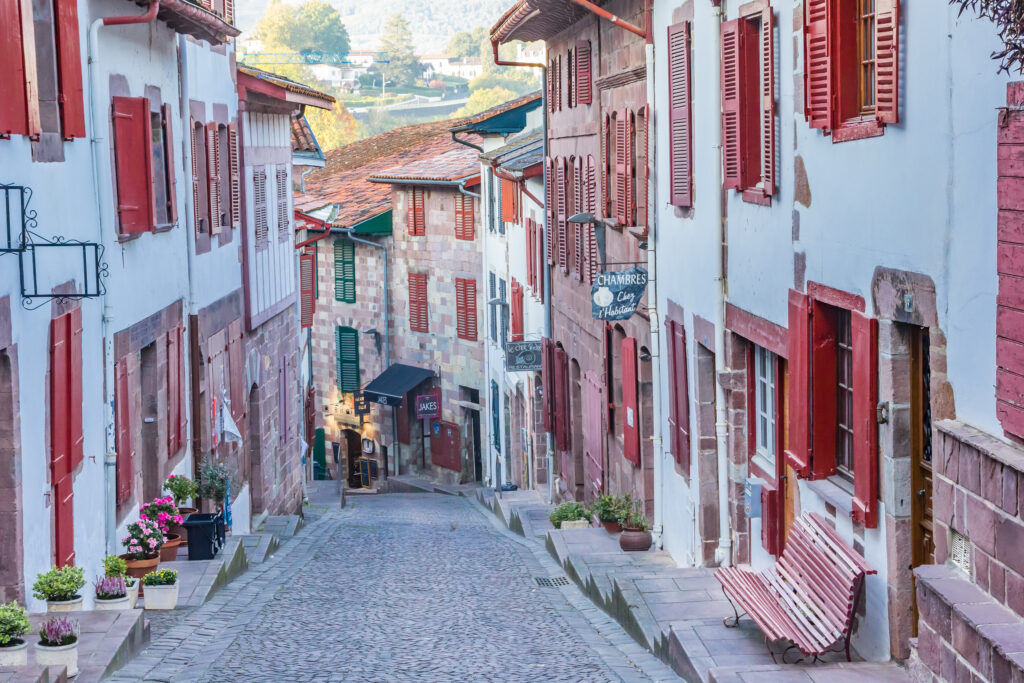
[[717, 568, 798, 643], [781, 533, 853, 622], [763, 566, 836, 653]]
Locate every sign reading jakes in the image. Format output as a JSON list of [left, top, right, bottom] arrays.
[[591, 267, 649, 321], [416, 392, 440, 420]]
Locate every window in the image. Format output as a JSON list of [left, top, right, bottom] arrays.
[[334, 239, 355, 303], [509, 279, 523, 342], [603, 110, 638, 226], [835, 311, 854, 483], [455, 278, 477, 341], [489, 271, 498, 342], [254, 168, 268, 247], [335, 326, 360, 392], [500, 178, 518, 224], [408, 187, 425, 235], [113, 97, 178, 234], [753, 345, 777, 469], [721, 6, 775, 202], [668, 22, 693, 207], [409, 272, 429, 332], [455, 193, 475, 240], [299, 250, 315, 329], [205, 123, 222, 235], [803, 0, 899, 138]]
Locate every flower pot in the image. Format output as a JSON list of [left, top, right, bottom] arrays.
[[560, 519, 591, 529], [600, 520, 622, 533], [126, 580, 139, 609], [143, 582, 179, 610], [94, 595, 130, 611], [120, 553, 160, 580], [0, 640, 28, 667], [619, 529, 652, 552], [46, 596, 82, 613], [35, 641, 78, 677], [159, 534, 182, 562]]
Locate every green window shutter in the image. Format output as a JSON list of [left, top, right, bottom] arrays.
[[334, 240, 356, 303], [335, 326, 360, 392]]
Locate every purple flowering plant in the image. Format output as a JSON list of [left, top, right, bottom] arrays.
[[94, 576, 127, 600], [38, 616, 78, 647], [139, 496, 183, 533], [121, 517, 165, 560]]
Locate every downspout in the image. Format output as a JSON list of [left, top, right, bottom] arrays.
[[87, 0, 160, 555], [452, 130, 483, 153], [567, 0, 646, 37], [300, 167, 314, 194], [710, 2, 731, 567]]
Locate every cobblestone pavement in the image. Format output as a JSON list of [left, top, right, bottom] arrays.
[[109, 493, 680, 682]]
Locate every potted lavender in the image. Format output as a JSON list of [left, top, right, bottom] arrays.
[[0, 601, 31, 667], [104, 555, 138, 608], [94, 575, 129, 611], [35, 616, 79, 677]]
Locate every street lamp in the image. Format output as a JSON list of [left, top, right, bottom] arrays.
[[569, 212, 618, 269]]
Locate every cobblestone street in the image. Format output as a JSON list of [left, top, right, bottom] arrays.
[[108, 492, 679, 682]]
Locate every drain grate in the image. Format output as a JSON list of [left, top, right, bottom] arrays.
[[535, 576, 570, 587]]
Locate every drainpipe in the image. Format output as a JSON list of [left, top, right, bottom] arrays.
[[458, 177, 481, 199], [87, 0, 160, 555], [567, 0, 646, 37], [300, 167, 315, 194]]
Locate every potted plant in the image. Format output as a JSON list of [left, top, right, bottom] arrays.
[[199, 457, 230, 546], [35, 616, 79, 677], [32, 566, 85, 612], [619, 498, 652, 552], [549, 502, 592, 529], [140, 496, 184, 562], [104, 555, 138, 609], [0, 602, 31, 667], [93, 576, 129, 611], [163, 475, 199, 544], [141, 569, 179, 610], [593, 494, 624, 533], [119, 517, 164, 580]]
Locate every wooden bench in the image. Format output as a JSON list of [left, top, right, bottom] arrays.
[[715, 512, 876, 662]]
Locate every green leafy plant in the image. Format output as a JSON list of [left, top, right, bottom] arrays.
[[142, 569, 178, 587], [0, 602, 30, 646], [198, 456, 229, 505], [162, 474, 199, 508], [592, 495, 625, 523], [548, 502, 591, 529], [103, 555, 127, 578], [622, 497, 649, 532], [32, 566, 85, 602]]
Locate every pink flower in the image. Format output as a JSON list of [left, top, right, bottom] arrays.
[[139, 514, 148, 521], [147, 538, 157, 548], [173, 515, 183, 524]]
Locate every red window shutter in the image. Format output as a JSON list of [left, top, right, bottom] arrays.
[[810, 299, 838, 479], [299, 251, 315, 329], [804, 0, 833, 129], [573, 158, 583, 279], [54, 476, 74, 568], [455, 193, 474, 240], [554, 346, 570, 451], [625, 110, 635, 226], [162, 105, 178, 223], [602, 114, 611, 218], [604, 324, 614, 431], [537, 223, 545, 300], [456, 277, 478, 341], [50, 315, 70, 482], [615, 112, 628, 224], [225, 0, 234, 24], [525, 218, 535, 290], [622, 336, 640, 465], [228, 331, 244, 424], [510, 280, 524, 341], [668, 22, 692, 207], [555, 56, 561, 111], [115, 358, 133, 504], [874, 0, 899, 124], [167, 329, 180, 455], [761, 481, 780, 555], [112, 96, 155, 234], [229, 122, 241, 228], [206, 123, 221, 235], [53, 0, 85, 138], [408, 188, 425, 235], [575, 40, 592, 105], [585, 154, 596, 213], [542, 337, 554, 432], [191, 119, 203, 233], [784, 289, 811, 478], [851, 310, 879, 528], [761, 7, 776, 196], [545, 157, 555, 265], [177, 326, 186, 449], [721, 20, 744, 191], [409, 273, 429, 332], [0, 0, 31, 138], [501, 178, 516, 222], [665, 321, 679, 460], [69, 309, 84, 471], [557, 158, 568, 272], [548, 59, 556, 113], [667, 320, 690, 471]]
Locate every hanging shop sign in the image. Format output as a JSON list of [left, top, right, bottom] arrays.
[[591, 267, 649, 321], [354, 392, 370, 416], [505, 340, 542, 371], [416, 392, 441, 420]]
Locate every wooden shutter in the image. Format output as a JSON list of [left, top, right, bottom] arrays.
[[554, 346, 570, 451], [804, 0, 833, 129], [54, 475, 74, 567], [604, 325, 614, 431], [162, 105, 178, 223], [335, 326, 360, 392], [668, 22, 692, 207], [548, 59, 556, 113], [586, 155, 599, 283], [53, 0, 85, 138], [492, 380, 501, 449], [615, 112, 628, 224], [50, 312, 75, 482], [225, 0, 234, 24], [0, 0, 33, 138], [510, 280, 524, 341], [602, 114, 612, 218], [622, 336, 640, 465], [525, 218, 535, 290], [554, 56, 561, 111], [784, 290, 811, 478], [455, 193, 475, 240], [501, 178, 516, 222], [456, 277, 478, 341], [228, 328, 244, 424], [557, 158, 568, 272], [851, 310, 879, 528], [810, 300, 838, 479], [228, 122, 241, 228], [254, 168, 268, 247], [542, 337, 554, 432], [409, 273, 429, 332], [545, 158, 556, 265], [665, 321, 679, 460], [761, 7, 776, 196], [299, 251, 315, 329], [761, 481, 781, 555], [572, 158, 582, 279], [874, 0, 899, 124], [499, 279, 507, 347], [334, 239, 356, 303], [176, 326, 186, 449], [408, 188, 425, 235], [167, 328, 180, 455], [277, 165, 289, 241], [575, 40, 592, 105], [206, 123, 221, 235], [721, 20, 744, 191], [666, 319, 690, 471], [68, 309, 83, 470], [112, 97, 155, 234], [191, 120, 203, 234], [115, 358, 133, 504]]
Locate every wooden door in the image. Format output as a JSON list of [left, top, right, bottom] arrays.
[[780, 358, 797, 547], [911, 327, 934, 634]]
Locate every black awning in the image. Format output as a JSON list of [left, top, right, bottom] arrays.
[[362, 363, 435, 407]]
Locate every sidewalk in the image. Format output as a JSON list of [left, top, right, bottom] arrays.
[[475, 488, 909, 683]]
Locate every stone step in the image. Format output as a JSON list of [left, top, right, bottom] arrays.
[[708, 661, 909, 682], [261, 514, 302, 538], [0, 665, 67, 683]]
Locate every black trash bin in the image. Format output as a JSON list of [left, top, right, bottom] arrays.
[[182, 513, 219, 561], [215, 510, 227, 548]]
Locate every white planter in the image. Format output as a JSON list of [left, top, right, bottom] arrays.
[[143, 583, 179, 610], [126, 580, 139, 609], [0, 640, 28, 667], [560, 519, 591, 529], [35, 642, 78, 677], [46, 597, 82, 613], [94, 595, 130, 611]]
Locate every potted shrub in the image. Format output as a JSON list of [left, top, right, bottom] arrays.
[[0, 601, 31, 667], [141, 569, 179, 610], [163, 475, 199, 544], [32, 566, 85, 612], [140, 497, 184, 562], [93, 576, 129, 611], [549, 502, 592, 529], [199, 458, 229, 546], [103, 555, 138, 609], [119, 517, 164, 580], [35, 616, 79, 677], [619, 498, 652, 552], [593, 494, 624, 533]]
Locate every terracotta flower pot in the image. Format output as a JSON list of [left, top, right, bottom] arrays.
[[0, 640, 28, 667], [159, 534, 182, 562], [619, 528, 652, 552], [46, 596, 83, 613], [120, 553, 160, 580], [35, 641, 78, 677], [600, 520, 622, 533], [167, 508, 197, 545]]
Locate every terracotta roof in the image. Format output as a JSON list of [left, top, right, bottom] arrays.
[[238, 66, 335, 105], [368, 147, 481, 184], [490, 0, 605, 44], [479, 130, 543, 164], [125, 0, 240, 44], [450, 91, 541, 130], [291, 115, 323, 159]]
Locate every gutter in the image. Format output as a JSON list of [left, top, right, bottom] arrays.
[[368, 177, 479, 187], [451, 130, 483, 152], [567, 0, 646, 37]]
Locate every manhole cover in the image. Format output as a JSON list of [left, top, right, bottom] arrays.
[[535, 576, 570, 587]]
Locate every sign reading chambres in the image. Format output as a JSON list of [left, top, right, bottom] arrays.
[[591, 267, 649, 321]]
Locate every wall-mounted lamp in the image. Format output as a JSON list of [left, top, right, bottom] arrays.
[[569, 212, 618, 268], [362, 327, 382, 354]]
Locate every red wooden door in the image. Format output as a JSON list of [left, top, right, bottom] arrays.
[[583, 371, 604, 498]]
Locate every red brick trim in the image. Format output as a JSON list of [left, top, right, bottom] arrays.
[[725, 303, 788, 358], [806, 280, 865, 312], [692, 314, 715, 350], [113, 299, 184, 360], [0, 296, 10, 350]]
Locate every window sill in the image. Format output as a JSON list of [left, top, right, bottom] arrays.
[[805, 476, 854, 516], [831, 119, 884, 144], [749, 454, 776, 484], [153, 222, 176, 234], [741, 190, 772, 207]]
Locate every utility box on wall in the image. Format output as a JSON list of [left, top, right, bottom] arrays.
[[744, 478, 763, 518]]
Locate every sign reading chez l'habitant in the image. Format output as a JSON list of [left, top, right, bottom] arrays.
[[591, 267, 649, 321]]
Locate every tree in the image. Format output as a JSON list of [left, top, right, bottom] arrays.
[[378, 14, 421, 87], [446, 26, 488, 59], [293, 0, 350, 55], [305, 103, 360, 152], [469, 71, 538, 96], [254, 0, 300, 50], [454, 87, 516, 118]]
